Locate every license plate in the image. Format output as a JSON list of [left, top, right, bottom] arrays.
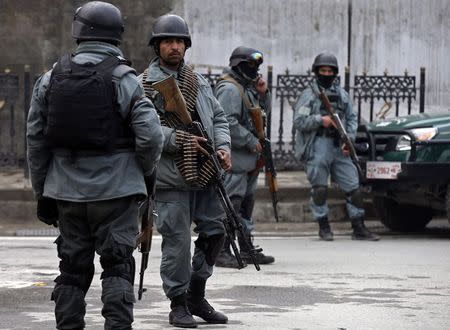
[[366, 161, 402, 179]]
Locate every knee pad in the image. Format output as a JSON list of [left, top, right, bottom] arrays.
[[194, 234, 226, 266], [311, 186, 328, 206], [346, 188, 364, 209], [55, 261, 95, 295], [100, 246, 136, 285]]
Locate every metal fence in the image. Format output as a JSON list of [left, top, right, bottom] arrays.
[[353, 69, 424, 122], [0, 71, 21, 167], [0, 65, 426, 172], [202, 66, 425, 170]]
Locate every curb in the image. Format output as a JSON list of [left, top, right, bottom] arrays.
[[0, 171, 376, 236]]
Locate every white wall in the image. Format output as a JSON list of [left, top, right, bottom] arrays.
[[351, 0, 450, 110], [173, 0, 450, 140], [177, 0, 449, 106]]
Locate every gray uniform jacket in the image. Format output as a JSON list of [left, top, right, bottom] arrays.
[[214, 68, 271, 173], [292, 81, 357, 162], [143, 59, 231, 190], [27, 42, 164, 201]]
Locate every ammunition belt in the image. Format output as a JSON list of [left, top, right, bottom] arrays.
[[179, 64, 199, 115], [141, 67, 215, 188]]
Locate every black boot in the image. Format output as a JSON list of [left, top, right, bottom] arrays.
[[215, 238, 246, 268], [238, 233, 275, 265], [169, 293, 197, 328], [351, 218, 380, 241], [317, 217, 334, 241], [186, 278, 228, 324]]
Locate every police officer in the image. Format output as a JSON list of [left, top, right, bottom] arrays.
[[293, 52, 379, 241], [214, 46, 275, 268], [141, 14, 230, 328], [26, 2, 164, 329]]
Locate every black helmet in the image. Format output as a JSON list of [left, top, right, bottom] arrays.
[[72, 1, 124, 45], [229, 46, 264, 67], [148, 14, 191, 48], [312, 52, 339, 74]]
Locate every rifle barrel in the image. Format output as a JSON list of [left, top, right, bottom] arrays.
[[138, 253, 148, 300]]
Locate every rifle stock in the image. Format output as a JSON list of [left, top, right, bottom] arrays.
[[312, 83, 364, 180], [249, 108, 265, 140], [152, 76, 261, 271], [152, 76, 191, 125]]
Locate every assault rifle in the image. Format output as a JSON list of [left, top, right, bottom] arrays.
[[311, 82, 363, 180], [135, 171, 157, 300], [152, 75, 261, 271], [248, 108, 279, 222]]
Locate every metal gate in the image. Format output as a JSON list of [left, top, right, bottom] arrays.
[[202, 66, 425, 170], [0, 71, 20, 167]]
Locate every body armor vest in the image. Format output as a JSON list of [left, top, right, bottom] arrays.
[[45, 54, 134, 152], [318, 89, 344, 140], [319, 90, 342, 116]]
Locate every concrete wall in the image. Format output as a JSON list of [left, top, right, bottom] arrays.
[[352, 0, 450, 109], [174, 0, 450, 140], [0, 0, 177, 72], [180, 0, 449, 110], [0, 0, 178, 161]]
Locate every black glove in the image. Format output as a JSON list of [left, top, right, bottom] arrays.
[[37, 197, 58, 227]]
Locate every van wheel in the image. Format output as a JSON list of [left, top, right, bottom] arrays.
[[374, 197, 432, 232]]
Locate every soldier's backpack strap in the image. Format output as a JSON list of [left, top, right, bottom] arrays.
[[112, 56, 136, 79]]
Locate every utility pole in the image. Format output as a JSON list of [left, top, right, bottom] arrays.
[[347, 0, 352, 69]]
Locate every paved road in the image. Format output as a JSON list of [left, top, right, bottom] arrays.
[[1, 225, 450, 330]]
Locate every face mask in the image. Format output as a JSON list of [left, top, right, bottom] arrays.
[[317, 74, 336, 89], [236, 62, 259, 81]]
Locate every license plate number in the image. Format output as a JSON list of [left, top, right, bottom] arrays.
[[366, 161, 402, 179]]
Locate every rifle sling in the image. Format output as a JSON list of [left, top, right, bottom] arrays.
[[220, 74, 255, 110]]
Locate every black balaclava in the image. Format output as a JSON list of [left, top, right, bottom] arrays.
[[235, 62, 259, 82], [316, 73, 336, 89]]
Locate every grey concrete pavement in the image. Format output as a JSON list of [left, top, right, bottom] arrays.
[[1, 229, 450, 329]]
